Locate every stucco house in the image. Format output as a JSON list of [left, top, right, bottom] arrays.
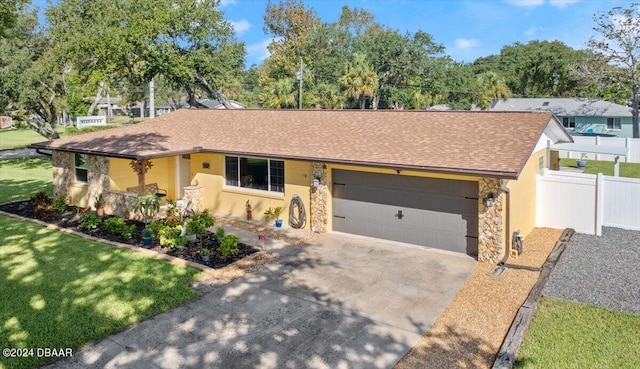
[[492, 98, 633, 137], [31, 109, 572, 263]]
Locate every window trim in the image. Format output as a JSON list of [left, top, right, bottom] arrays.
[[224, 155, 285, 194], [562, 116, 575, 129], [606, 117, 622, 130], [74, 153, 88, 184]]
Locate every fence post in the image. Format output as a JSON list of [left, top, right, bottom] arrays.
[[595, 173, 603, 236], [595, 136, 600, 160], [626, 137, 631, 163]]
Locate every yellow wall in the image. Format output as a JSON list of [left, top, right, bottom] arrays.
[[324, 163, 480, 232], [191, 154, 312, 228], [109, 157, 175, 199], [507, 149, 545, 239]]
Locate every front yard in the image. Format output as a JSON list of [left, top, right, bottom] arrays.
[[0, 157, 201, 369]]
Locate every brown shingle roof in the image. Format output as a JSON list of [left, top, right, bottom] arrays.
[[33, 109, 564, 179]]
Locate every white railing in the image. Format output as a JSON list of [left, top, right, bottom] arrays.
[[536, 169, 640, 235], [557, 136, 640, 163], [76, 116, 107, 129]]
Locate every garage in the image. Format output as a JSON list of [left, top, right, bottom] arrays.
[[332, 169, 478, 254]]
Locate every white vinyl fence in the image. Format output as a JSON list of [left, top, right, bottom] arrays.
[[536, 169, 640, 235], [556, 136, 640, 163]]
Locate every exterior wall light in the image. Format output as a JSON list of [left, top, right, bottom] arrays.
[[312, 178, 320, 188], [486, 193, 495, 207]]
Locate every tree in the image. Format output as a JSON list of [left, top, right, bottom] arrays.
[[339, 53, 378, 109], [476, 71, 511, 109], [47, 0, 244, 110], [589, 4, 640, 138], [0, 0, 26, 38], [260, 78, 296, 108], [0, 6, 66, 138]]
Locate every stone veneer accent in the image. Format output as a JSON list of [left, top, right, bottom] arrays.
[[184, 186, 203, 212], [310, 163, 328, 233], [87, 155, 110, 209], [478, 177, 505, 263], [52, 151, 71, 198]]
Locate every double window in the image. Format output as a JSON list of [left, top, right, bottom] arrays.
[[562, 117, 575, 129], [74, 153, 88, 183], [607, 118, 621, 130], [225, 156, 284, 193]]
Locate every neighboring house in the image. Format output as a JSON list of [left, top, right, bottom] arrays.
[[32, 110, 572, 263], [492, 98, 633, 137], [198, 99, 245, 109], [94, 97, 125, 117]]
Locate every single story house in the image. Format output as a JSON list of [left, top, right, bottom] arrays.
[[31, 109, 572, 263], [492, 98, 633, 137]]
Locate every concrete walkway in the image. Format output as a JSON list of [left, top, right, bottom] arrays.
[[43, 232, 476, 369]]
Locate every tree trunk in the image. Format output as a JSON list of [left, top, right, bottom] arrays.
[[194, 73, 233, 109]]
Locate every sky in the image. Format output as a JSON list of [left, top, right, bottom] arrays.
[[218, 0, 628, 67], [32, 0, 629, 67]]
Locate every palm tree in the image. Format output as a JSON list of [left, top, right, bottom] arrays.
[[259, 78, 296, 109], [339, 53, 379, 109], [310, 83, 344, 109], [477, 71, 511, 109]]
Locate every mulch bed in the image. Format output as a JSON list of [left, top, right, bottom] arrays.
[[0, 200, 259, 269]]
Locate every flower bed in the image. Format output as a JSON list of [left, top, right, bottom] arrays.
[[0, 199, 259, 269]]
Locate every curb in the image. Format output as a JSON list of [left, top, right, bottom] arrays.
[[0, 206, 276, 280], [492, 228, 575, 369]]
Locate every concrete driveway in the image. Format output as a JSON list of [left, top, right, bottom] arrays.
[[44, 232, 476, 369]]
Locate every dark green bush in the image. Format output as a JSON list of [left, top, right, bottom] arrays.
[[103, 217, 135, 239], [79, 212, 102, 230], [52, 195, 68, 213], [218, 234, 240, 257]]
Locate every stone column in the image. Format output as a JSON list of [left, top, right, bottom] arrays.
[[478, 177, 505, 263], [87, 155, 109, 209], [52, 151, 71, 198], [184, 186, 203, 212], [310, 163, 328, 233]]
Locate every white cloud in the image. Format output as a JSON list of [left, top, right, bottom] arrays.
[[455, 38, 480, 49], [247, 38, 276, 63], [549, 0, 579, 9], [524, 26, 538, 37], [219, 0, 237, 7], [504, 0, 545, 8], [230, 19, 251, 35], [505, 0, 579, 8]]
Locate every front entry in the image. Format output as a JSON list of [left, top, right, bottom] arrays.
[[178, 154, 191, 198], [332, 169, 478, 255]]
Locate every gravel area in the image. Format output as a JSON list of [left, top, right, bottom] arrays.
[[0, 148, 43, 159], [544, 226, 640, 315]]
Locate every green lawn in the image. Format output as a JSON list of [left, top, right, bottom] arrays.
[[0, 157, 52, 203], [0, 129, 49, 150], [514, 298, 640, 369], [559, 158, 640, 178], [0, 158, 201, 369]]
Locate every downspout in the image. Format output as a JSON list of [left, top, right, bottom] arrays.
[[498, 180, 511, 265]]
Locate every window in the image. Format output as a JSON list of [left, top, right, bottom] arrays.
[[542, 101, 550, 107], [562, 117, 575, 129], [225, 156, 284, 193], [74, 153, 88, 183], [607, 118, 621, 130]]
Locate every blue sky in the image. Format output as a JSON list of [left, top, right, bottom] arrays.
[[33, 0, 627, 67], [220, 0, 627, 67]]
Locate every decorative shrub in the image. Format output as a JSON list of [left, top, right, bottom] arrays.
[[148, 219, 165, 238], [52, 195, 68, 213], [79, 212, 102, 230], [218, 234, 240, 257], [103, 217, 135, 239], [30, 191, 52, 217], [186, 211, 214, 237], [158, 224, 186, 248], [214, 227, 225, 239]]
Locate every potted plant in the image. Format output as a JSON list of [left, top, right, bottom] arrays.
[[141, 228, 153, 246], [264, 206, 284, 227], [132, 193, 160, 245], [576, 153, 588, 168], [200, 248, 211, 262], [94, 193, 105, 217], [186, 211, 214, 243]]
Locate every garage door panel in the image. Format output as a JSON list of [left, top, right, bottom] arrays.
[[332, 170, 478, 254]]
